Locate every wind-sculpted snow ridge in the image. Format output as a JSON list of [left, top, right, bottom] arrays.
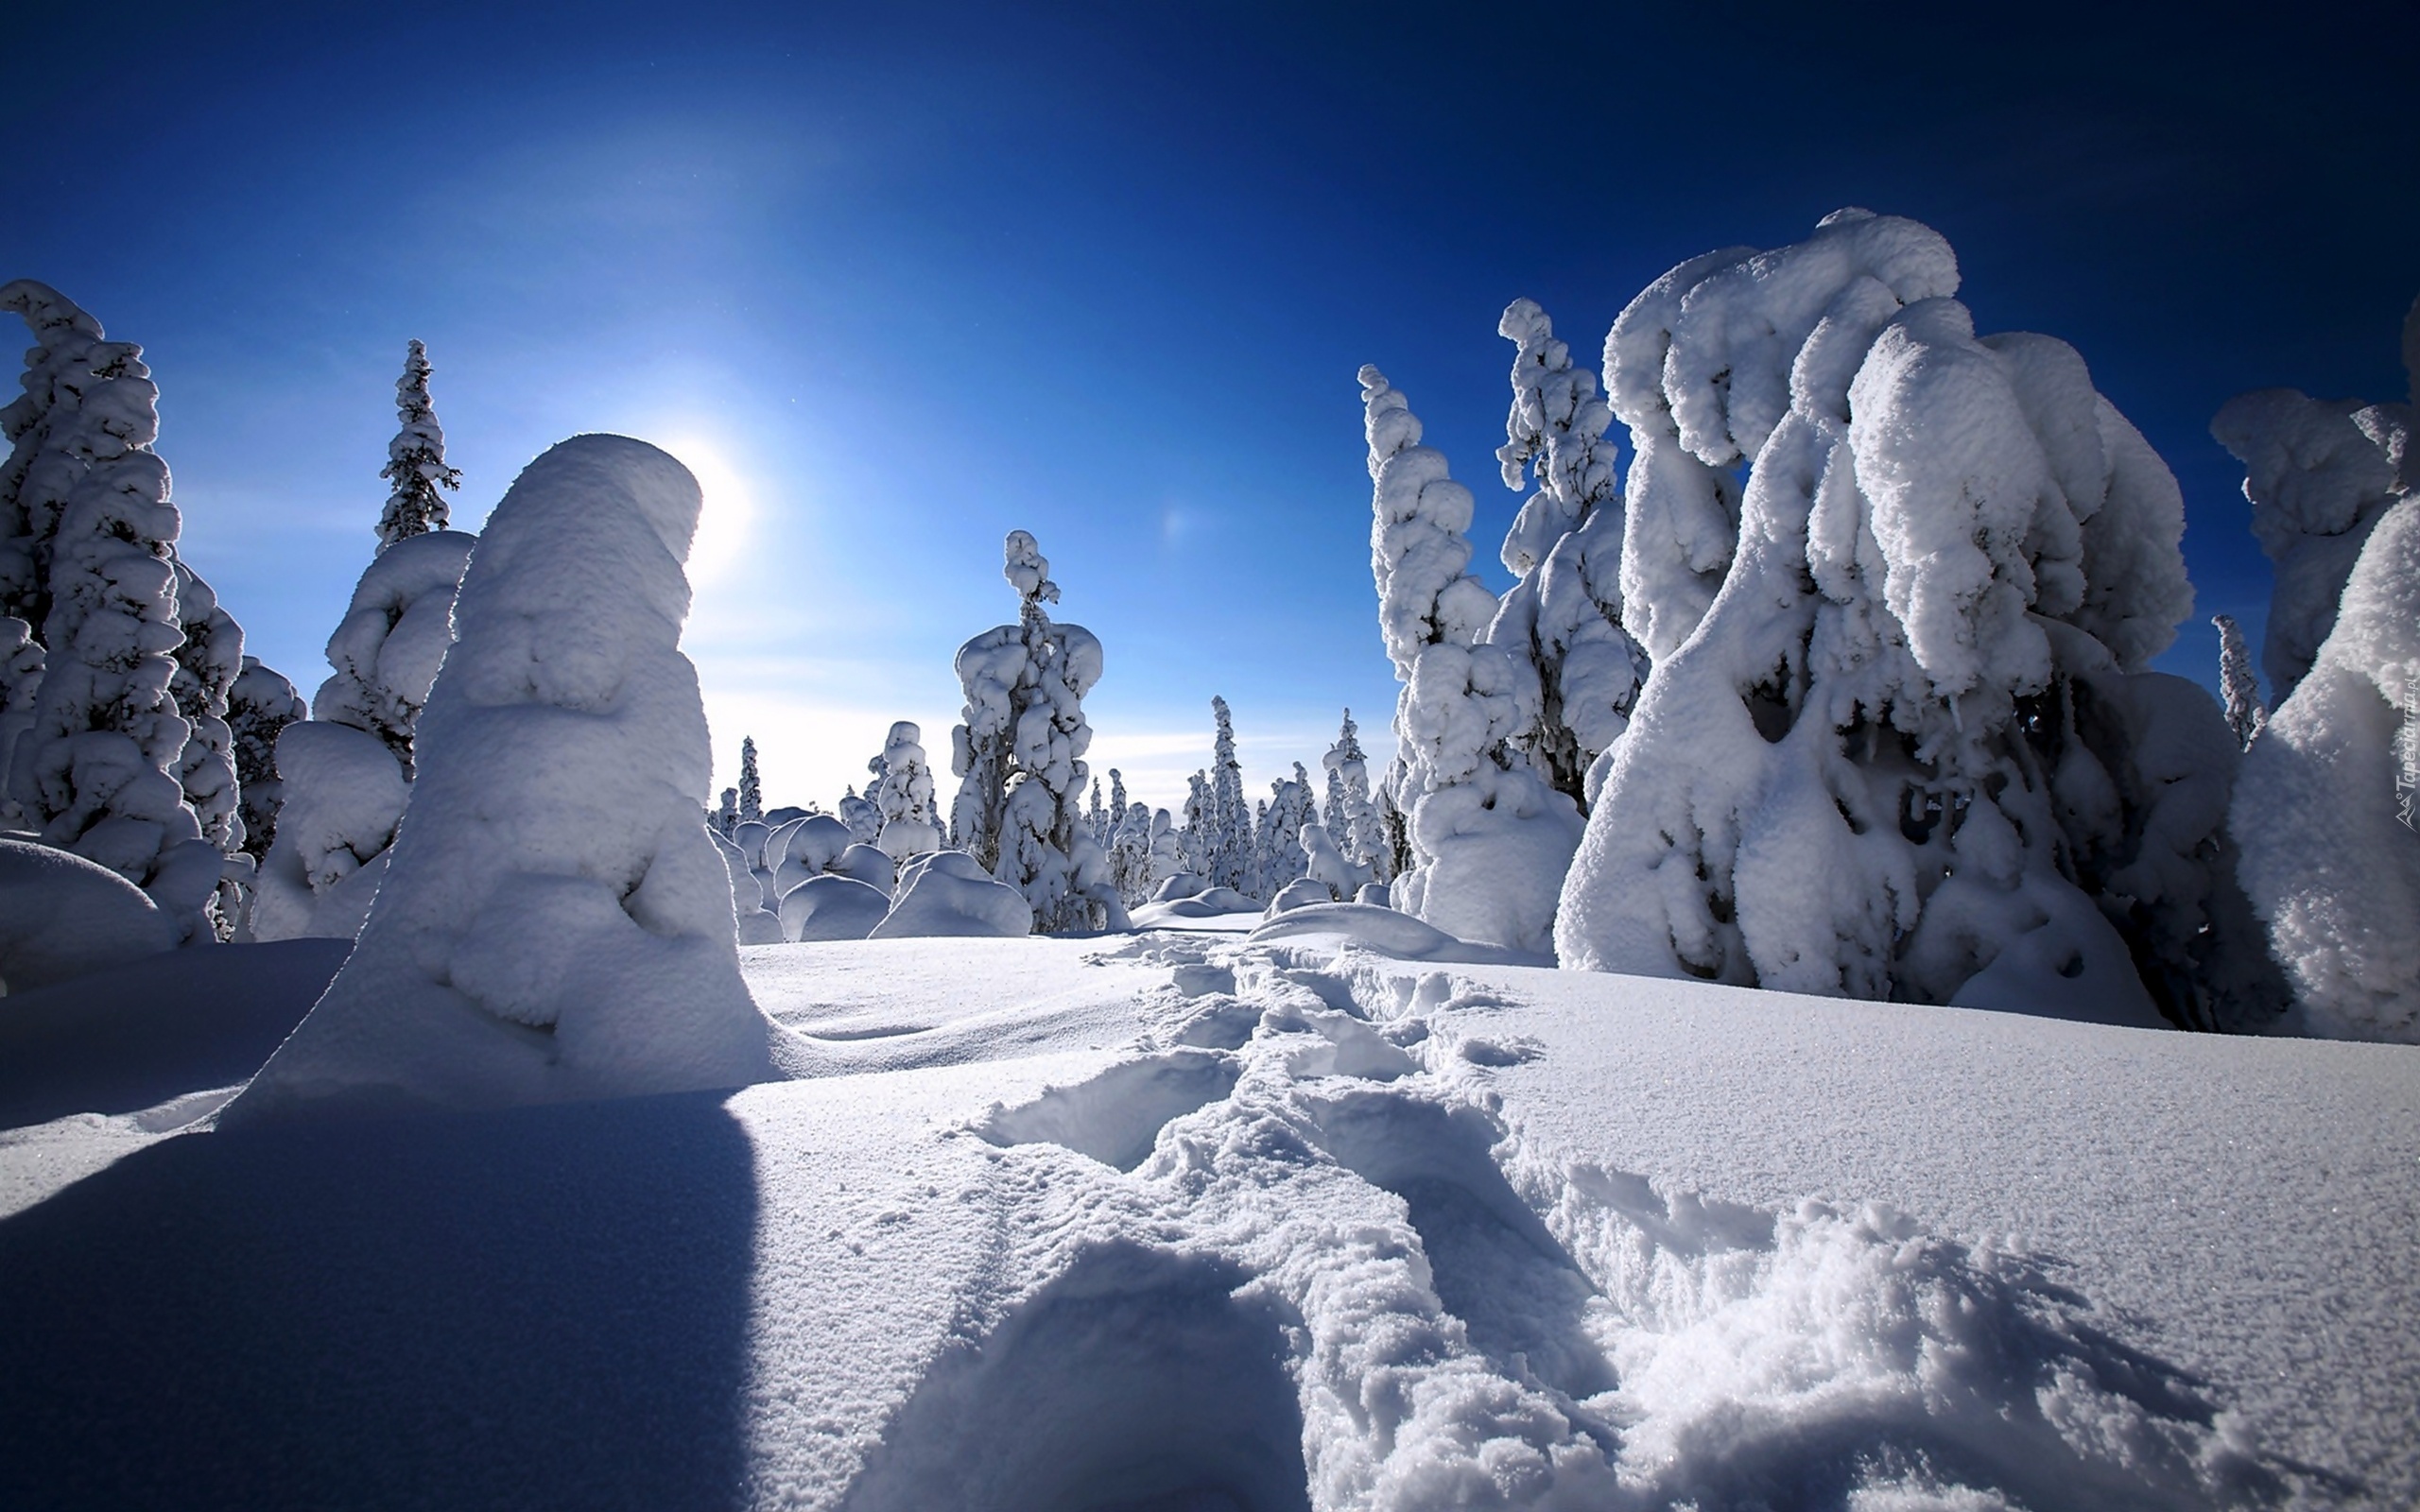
[[862, 935, 2287, 1511]]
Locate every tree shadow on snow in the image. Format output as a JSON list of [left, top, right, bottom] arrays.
[[0, 1090, 759, 1512]]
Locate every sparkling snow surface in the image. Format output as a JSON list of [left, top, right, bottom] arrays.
[[2, 925, 2414, 1510]]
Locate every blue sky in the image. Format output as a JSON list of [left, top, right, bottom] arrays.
[[4, 2, 2413, 812]]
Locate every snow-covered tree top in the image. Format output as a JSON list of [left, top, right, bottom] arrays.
[[1003, 528, 1059, 606], [1495, 299, 1618, 575], [1361, 365, 1496, 677], [2211, 388, 2410, 559]]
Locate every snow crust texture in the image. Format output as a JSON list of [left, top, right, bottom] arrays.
[[229, 435, 783, 1116]]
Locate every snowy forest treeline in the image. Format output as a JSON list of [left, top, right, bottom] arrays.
[[1, 209, 2413, 1043]]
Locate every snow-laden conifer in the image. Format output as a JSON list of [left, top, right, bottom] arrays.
[[716, 786, 739, 836], [253, 526, 473, 940], [0, 617, 41, 830], [2228, 303, 2420, 1041], [1110, 796, 1153, 903], [872, 720, 941, 862], [374, 339, 461, 551], [1321, 707, 1387, 884], [1253, 763, 1315, 901], [1146, 806, 1185, 891], [947, 530, 1126, 931], [1486, 300, 1649, 802], [1561, 210, 2275, 1030], [1180, 769, 1211, 876], [2214, 613, 2267, 749], [0, 284, 222, 935], [737, 735, 764, 825], [0, 280, 106, 633], [168, 560, 244, 858], [2211, 386, 2410, 705], [228, 655, 303, 864], [231, 436, 785, 1117], [1360, 366, 1580, 952], [1208, 696, 1250, 892]]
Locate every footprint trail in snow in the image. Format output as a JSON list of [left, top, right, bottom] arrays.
[[842, 933, 2288, 1512]]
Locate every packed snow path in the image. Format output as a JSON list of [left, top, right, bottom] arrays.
[[2, 926, 2413, 1508]]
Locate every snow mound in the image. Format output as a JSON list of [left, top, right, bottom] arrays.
[[779, 872, 891, 942], [227, 435, 785, 1118], [872, 850, 1031, 938], [0, 836, 178, 994], [1248, 901, 1547, 967]]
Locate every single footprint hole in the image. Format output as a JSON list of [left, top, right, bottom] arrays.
[[978, 1051, 1241, 1171]]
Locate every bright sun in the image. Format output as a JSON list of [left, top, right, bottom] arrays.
[[657, 435, 754, 588]]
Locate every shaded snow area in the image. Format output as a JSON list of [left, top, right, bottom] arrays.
[[3, 931, 2414, 1510]]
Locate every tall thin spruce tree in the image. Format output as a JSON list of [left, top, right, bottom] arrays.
[[375, 339, 462, 552]]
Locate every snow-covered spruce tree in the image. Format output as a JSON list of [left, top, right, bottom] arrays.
[[1111, 797, 1153, 903], [2214, 613, 2267, 749], [1207, 696, 1251, 892], [1487, 299, 1650, 804], [2211, 385, 2410, 705], [1, 287, 223, 935], [252, 525, 474, 940], [0, 617, 41, 830], [947, 530, 1127, 931], [1321, 707, 1388, 885], [168, 560, 244, 857], [2226, 302, 2420, 1041], [717, 786, 739, 836], [1254, 763, 1316, 900], [1361, 365, 1581, 953], [374, 339, 461, 551], [872, 719, 941, 862], [228, 656, 304, 864], [0, 280, 108, 634], [1085, 776, 1106, 850], [1146, 806, 1185, 891], [229, 436, 784, 1118], [737, 735, 764, 825], [1105, 767, 1128, 854], [1180, 768, 1211, 876], [1559, 210, 2283, 1031]]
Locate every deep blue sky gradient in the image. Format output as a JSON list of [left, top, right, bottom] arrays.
[[4, 2, 2413, 807]]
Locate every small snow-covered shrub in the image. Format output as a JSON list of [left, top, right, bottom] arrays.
[[872, 849, 1032, 938]]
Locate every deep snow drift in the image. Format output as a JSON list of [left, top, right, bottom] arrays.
[[3, 919, 2412, 1511]]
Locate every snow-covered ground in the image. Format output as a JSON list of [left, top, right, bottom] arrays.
[[2, 917, 2413, 1510]]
